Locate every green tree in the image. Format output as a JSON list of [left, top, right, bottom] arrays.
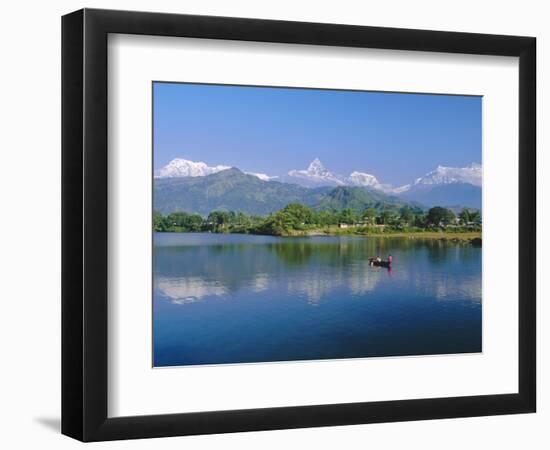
[[445, 209, 456, 224], [280, 203, 314, 226], [153, 211, 167, 231], [339, 208, 356, 225], [236, 212, 248, 227], [414, 214, 426, 227], [208, 211, 231, 230], [255, 212, 290, 235], [459, 208, 471, 224], [363, 207, 377, 225], [314, 210, 338, 226], [186, 214, 203, 232], [399, 206, 414, 225], [469, 210, 481, 224], [379, 210, 394, 225], [427, 207, 456, 226], [166, 212, 189, 228]]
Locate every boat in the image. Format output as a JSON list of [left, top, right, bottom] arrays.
[[368, 257, 392, 268]]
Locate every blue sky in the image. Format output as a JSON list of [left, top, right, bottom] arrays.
[[153, 82, 481, 186]]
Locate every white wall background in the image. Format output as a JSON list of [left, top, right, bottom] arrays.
[[0, 1, 546, 448]]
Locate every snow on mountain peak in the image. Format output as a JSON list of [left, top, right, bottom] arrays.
[[392, 184, 412, 194], [288, 158, 345, 185], [348, 171, 397, 193], [246, 172, 279, 181], [349, 171, 380, 187], [156, 157, 482, 197], [307, 158, 326, 175], [156, 158, 230, 178], [413, 163, 482, 187]]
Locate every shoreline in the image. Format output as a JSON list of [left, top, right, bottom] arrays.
[[156, 229, 482, 244], [285, 229, 481, 244]]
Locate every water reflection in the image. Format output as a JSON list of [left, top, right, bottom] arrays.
[[153, 233, 482, 366], [156, 276, 227, 303], [154, 236, 390, 305], [154, 233, 480, 305]]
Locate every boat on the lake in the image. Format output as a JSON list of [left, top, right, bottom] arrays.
[[368, 255, 393, 268]]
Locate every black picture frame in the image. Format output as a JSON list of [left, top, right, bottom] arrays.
[[62, 8, 536, 442]]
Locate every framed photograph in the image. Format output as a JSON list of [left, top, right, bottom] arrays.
[[62, 8, 536, 441]]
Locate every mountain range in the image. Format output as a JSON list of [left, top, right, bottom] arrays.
[[397, 163, 481, 209], [154, 157, 482, 214], [154, 168, 415, 216]]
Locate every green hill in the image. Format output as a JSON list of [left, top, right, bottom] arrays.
[[313, 186, 410, 212], [154, 168, 419, 216]]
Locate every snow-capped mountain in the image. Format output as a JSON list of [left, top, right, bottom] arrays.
[[156, 158, 230, 178], [392, 184, 412, 194], [390, 163, 482, 194], [284, 159, 482, 193], [156, 158, 279, 182], [348, 171, 395, 193], [410, 163, 482, 189], [245, 172, 279, 181], [286, 159, 396, 192], [348, 171, 380, 188], [286, 158, 346, 187], [397, 163, 482, 208], [156, 156, 481, 207]]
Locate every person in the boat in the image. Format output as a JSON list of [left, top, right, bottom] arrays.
[[388, 254, 393, 265], [376, 256, 381, 263]]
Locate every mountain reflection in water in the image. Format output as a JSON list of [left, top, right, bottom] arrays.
[[153, 233, 481, 366]]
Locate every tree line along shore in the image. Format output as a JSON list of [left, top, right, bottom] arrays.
[[154, 204, 481, 244]]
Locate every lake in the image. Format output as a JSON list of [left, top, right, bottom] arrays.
[[153, 232, 481, 367]]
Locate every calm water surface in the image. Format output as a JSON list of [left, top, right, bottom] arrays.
[[153, 232, 481, 367]]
